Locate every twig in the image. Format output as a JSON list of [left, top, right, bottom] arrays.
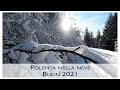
[[74, 46, 81, 51]]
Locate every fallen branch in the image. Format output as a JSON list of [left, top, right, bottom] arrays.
[[17, 49, 99, 64]]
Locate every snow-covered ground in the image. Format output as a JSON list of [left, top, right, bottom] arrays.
[[90, 48, 117, 63], [3, 42, 117, 78], [3, 42, 117, 64]]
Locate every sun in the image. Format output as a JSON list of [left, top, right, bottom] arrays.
[[61, 17, 72, 33]]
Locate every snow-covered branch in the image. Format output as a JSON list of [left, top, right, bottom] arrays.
[[17, 48, 98, 64]]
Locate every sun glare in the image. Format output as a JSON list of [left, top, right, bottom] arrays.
[[61, 17, 71, 33]]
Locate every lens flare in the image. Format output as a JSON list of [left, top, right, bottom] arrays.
[[62, 17, 71, 33]]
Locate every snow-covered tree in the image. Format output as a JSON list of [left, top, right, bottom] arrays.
[[101, 13, 117, 51], [3, 12, 83, 50], [84, 28, 95, 47], [95, 30, 101, 48]]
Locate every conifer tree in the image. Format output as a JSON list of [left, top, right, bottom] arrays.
[[101, 13, 117, 51]]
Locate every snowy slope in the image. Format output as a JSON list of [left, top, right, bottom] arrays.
[[90, 48, 117, 64], [3, 42, 117, 77]]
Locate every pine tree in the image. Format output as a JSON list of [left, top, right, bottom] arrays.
[[95, 30, 101, 48], [101, 13, 117, 51], [90, 31, 94, 47], [84, 28, 93, 47]]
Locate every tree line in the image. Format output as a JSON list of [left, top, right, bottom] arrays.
[[83, 13, 117, 52]]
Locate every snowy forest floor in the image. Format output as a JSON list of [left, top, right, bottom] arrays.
[[3, 42, 118, 78]]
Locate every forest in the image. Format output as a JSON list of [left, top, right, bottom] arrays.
[[83, 13, 117, 52]]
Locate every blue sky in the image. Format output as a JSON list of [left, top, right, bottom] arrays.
[[68, 12, 112, 37]]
